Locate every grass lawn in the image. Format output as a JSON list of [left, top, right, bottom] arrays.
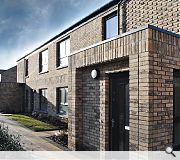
[[7, 114, 59, 132]]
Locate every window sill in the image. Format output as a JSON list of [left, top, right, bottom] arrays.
[[25, 75, 29, 78], [56, 65, 68, 70], [39, 71, 49, 75]]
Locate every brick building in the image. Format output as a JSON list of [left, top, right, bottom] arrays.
[[16, 0, 179, 151]]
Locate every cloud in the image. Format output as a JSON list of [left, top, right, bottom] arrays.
[[0, 0, 110, 69]]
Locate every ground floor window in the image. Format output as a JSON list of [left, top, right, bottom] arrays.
[[39, 89, 48, 112], [57, 87, 68, 117]]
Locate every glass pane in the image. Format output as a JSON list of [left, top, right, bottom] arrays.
[[60, 88, 65, 104], [60, 41, 66, 58], [42, 50, 48, 64], [41, 50, 48, 72], [42, 64, 48, 72], [66, 39, 70, 56], [60, 57, 68, 66], [65, 88, 68, 104], [106, 15, 118, 39]]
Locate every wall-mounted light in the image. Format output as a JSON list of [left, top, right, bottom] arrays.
[[91, 69, 99, 79]]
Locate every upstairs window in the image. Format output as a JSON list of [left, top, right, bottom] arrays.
[[39, 88, 48, 112], [25, 59, 29, 76], [57, 38, 70, 67], [104, 12, 118, 40], [57, 87, 68, 117], [39, 49, 48, 73]]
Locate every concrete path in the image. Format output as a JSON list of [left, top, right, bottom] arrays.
[[0, 113, 62, 151]]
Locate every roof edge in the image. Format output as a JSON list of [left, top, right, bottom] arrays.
[[16, 0, 120, 62]]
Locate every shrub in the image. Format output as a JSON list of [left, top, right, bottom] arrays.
[[30, 112, 68, 130], [48, 130, 68, 148], [0, 123, 24, 151]]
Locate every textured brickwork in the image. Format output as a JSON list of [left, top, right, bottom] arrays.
[[125, 0, 179, 34], [1, 66, 17, 82], [81, 61, 128, 150], [147, 29, 180, 150], [0, 83, 24, 113], [70, 6, 117, 52]]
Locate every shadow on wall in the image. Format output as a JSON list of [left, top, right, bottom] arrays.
[[0, 82, 25, 113], [24, 85, 68, 119]]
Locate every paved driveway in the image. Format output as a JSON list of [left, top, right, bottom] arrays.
[[0, 113, 62, 151]]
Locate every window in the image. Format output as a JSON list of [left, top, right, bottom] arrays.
[[25, 59, 29, 76], [39, 89, 48, 112], [104, 12, 118, 40], [57, 87, 68, 117], [39, 49, 48, 73], [57, 38, 70, 67]]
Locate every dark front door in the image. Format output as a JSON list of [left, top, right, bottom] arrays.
[[173, 70, 180, 151], [109, 72, 129, 151]]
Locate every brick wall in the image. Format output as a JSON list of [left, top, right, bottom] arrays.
[[125, 0, 179, 34], [1, 66, 17, 82], [70, 6, 117, 52], [147, 29, 180, 150], [0, 83, 24, 113], [80, 60, 128, 150]]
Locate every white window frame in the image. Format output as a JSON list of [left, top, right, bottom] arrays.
[[58, 38, 70, 67], [40, 49, 48, 73], [105, 12, 118, 40], [57, 87, 68, 117]]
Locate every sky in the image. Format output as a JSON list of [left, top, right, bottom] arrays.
[[0, 0, 111, 69]]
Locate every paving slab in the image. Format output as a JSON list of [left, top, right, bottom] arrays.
[[0, 114, 62, 151]]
